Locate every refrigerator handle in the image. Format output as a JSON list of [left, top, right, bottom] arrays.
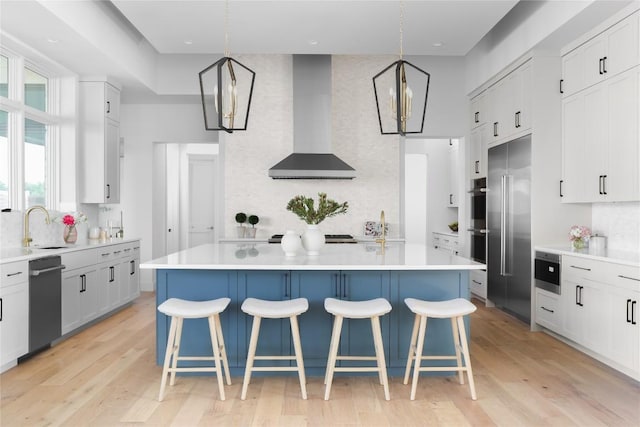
[[500, 175, 507, 276]]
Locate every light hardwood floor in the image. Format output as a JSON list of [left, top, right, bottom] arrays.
[[1, 293, 638, 426]]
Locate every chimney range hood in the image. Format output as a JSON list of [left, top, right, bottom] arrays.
[[268, 55, 355, 179]]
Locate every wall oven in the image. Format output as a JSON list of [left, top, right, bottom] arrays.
[[468, 177, 487, 263]]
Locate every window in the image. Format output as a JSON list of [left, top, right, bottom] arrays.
[[0, 110, 8, 209], [0, 51, 59, 210], [24, 68, 47, 111], [0, 55, 7, 98]]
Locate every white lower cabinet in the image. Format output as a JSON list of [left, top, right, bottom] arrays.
[[61, 268, 99, 334], [433, 232, 460, 256], [469, 269, 486, 300], [0, 282, 29, 369], [535, 288, 561, 333], [558, 255, 640, 380]]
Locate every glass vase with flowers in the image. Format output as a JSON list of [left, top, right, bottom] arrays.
[[58, 212, 87, 244], [569, 225, 591, 251]]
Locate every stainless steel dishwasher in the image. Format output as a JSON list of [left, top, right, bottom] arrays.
[[28, 256, 65, 353]]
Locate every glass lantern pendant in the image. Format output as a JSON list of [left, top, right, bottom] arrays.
[[373, 60, 430, 135], [199, 56, 255, 132]]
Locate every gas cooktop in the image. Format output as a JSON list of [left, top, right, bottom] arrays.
[[268, 234, 357, 244]]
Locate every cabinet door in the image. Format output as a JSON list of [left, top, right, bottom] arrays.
[[81, 270, 99, 323], [608, 288, 639, 372], [0, 282, 29, 366], [470, 92, 486, 129], [582, 36, 607, 90], [105, 83, 120, 122], [514, 62, 532, 132], [562, 46, 586, 97], [239, 271, 290, 366], [61, 273, 83, 335], [583, 83, 608, 201], [292, 271, 337, 367], [118, 259, 130, 305], [561, 278, 586, 343], [105, 120, 120, 204], [561, 93, 587, 202], [581, 281, 611, 356], [605, 67, 639, 201], [605, 12, 639, 78], [128, 257, 140, 301], [340, 272, 389, 364], [98, 264, 116, 315], [469, 269, 487, 300], [448, 140, 459, 206], [469, 125, 488, 179]]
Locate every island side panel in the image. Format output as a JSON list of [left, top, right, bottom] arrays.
[[156, 269, 239, 367], [389, 270, 470, 369]]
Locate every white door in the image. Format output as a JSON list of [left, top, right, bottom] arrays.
[[188, 157, 216, 248]]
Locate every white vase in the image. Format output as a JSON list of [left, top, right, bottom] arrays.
[[281, 230, 302, 257], [301, 224, 325, 256]]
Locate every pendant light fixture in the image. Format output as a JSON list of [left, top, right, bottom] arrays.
[[199, 0, 255, 132], [372, 0, 430, 135]]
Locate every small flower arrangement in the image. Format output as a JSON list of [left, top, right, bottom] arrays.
[[57, 212, 87, 227], [287, 192, 348, 225], [569, 225, 591, 250]]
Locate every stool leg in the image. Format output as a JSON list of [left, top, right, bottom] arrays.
[[371, 315, 390, 401], [241, 315, 262, 400], [159, 315, 178, 401], [169, 317, 184, 386], [410, 315, 428, 401], [289, 315, 307, 400], [214, 313, 232, 386], [451, 317, 464, 385], [403, 314, 420, 385], [208, 316, 226, 401], [324, 315, 343, 401], [457, 315, 477, 400]]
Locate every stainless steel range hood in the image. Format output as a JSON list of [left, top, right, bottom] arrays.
[[269, 55, 355, 179]]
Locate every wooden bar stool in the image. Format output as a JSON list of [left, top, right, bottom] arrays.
[[157, 297, 232, 401], [324, 297, 392, 401], [241, 297, 309, 400], [403, 297, 477, 400]]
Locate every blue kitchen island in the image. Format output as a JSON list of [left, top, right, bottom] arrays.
[[140, 242, 485, 376]]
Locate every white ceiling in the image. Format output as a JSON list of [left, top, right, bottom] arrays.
[[110, 0, 519, 56]]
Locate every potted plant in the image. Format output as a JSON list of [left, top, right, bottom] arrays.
[[286, 192, 348, 255], [246, 214, 259, 238], [235, 212, 247, 238]]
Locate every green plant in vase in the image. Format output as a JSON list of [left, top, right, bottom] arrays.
[[246, 215, 259, 238], [235, 212, 247, 238]]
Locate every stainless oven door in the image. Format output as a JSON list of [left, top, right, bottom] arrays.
[[468, 228, 487, 264]]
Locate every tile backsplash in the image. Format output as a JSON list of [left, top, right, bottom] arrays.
[[591, 202, 640, 253], [0, 209, 94, 248]]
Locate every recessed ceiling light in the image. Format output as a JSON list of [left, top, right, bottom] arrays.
[[308, 40, 318, 46], [47, 38, 59, 44], [184, 40, 193, 45], [432, 42, 444, 47]]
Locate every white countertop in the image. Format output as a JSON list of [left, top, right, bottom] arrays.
[[0, 238, 141, 263], [536, 244, 640, 267], [433, 231, 459, 238], [140, 242, 485, 271]]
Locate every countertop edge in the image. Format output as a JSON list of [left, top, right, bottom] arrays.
[[535, 245, 640, 268], [1, 238, 142, 264]]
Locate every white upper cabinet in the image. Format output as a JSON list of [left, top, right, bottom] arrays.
[[562, 11, 639, 97], [485, 60, 532, 145], [561, 10, 640, 203], [469, 91, 487, 129], [469, 124, 488, 178], [79, 81, 121, 204], [448, 139, 459, 207]]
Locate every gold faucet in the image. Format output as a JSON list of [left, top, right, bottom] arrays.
[[23, 205, 51, 247], [375, 210, 386, 248]]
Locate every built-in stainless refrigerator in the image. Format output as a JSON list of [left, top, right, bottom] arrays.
[[487, 134, 531, 323]]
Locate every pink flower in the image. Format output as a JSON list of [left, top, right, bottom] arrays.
[[62, 214, 76, 226]]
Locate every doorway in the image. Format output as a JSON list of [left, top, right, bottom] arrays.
[[152, 143, 219, 261]]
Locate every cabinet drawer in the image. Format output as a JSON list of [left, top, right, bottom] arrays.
[[536, 288, 561, 333], [0, 261, 28, 287], [96, 247, 115, 262], [61, 249, 98, 272], [609, 264, 640, 291], [562, 256, 606, 281], [110, 244, 126, 259], [470, 270, 486, 299]]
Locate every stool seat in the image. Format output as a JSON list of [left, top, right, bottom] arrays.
[[405, 298, 476, 318], [159, 297, 231, 318], [324, 297, 391, 319], [241, 297, 308, 318]]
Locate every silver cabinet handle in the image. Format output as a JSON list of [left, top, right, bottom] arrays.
[[618, 275, 640, 282], [30, 264, 66, 276], [570, 265, 591, 271]]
